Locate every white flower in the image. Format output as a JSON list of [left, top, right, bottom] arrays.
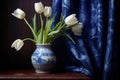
[[44, 6, 52, 17], [11, 39, 24, 51], [71, 22, 83, 36], [65, 14, 78, 26], [34, 2, 44, 14], [12, 8, 25, 19]]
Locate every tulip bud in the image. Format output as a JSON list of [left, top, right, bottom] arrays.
[[12, 8, 25, 19], [34, 2, 44, 14], [71, 22, 83, 36], [44, 6, 52, 17], [11, 39, 24, 51], [65, 14, 78, 26]]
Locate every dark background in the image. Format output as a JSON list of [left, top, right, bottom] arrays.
[[0, 0, 52, 71]]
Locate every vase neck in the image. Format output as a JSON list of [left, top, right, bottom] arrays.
[[36, 44, 51, 48]]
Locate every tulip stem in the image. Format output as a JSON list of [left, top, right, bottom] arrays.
[[39, 14, 44, 43], [43, 17, 48, 43], [23, 38, 36, 43], [64, 33, 76, 44], [40, 14, 43, 28], [24, 18, 37, 42]]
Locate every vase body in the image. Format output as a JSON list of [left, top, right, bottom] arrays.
[[31, 44, 56, 73]]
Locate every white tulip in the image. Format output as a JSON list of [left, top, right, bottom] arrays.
[[71, 22, 83, 36], [65, 14, 78, 26], [11, 39, 24, 51], [12, 8, 25, 19], [44, 6, 52, 17], [34, 2, 44, 14]]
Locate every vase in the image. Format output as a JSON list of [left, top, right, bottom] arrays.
[[31, 44, 56, 73]]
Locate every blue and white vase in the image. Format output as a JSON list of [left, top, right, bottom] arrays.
[[31, 44, 56, 73]]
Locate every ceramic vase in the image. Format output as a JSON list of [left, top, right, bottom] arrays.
[[31, 44, 56, 73]]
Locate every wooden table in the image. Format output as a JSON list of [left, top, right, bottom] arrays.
[[0, 69, 90, 80]]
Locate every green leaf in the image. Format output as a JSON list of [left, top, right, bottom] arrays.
[[53, 14, 64, 31], [38, 26, 44, 44], [45, 13, 56, 29], [45, 19, 52, 34], [53, 22, 62, 31], [32, 14, 37, 34], [48, 30, 60, 36], [43, 13, 57, 43], [60, 13, 64, 23]]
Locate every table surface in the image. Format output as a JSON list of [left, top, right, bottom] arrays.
[[0, 69, 90, 80]]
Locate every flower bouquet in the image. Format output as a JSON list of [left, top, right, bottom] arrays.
[[11, 2, 83, 51]]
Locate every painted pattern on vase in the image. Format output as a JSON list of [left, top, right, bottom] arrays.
[[31, 44, 56, 73]]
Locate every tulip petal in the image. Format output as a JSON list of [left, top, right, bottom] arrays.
[[65, 14, 78, 26], [12, 8, 25, 19], [34, 2, 44, 14], [71, 23, 83, 36], [44, 6, 52, 17], [11, 39, 24, 51]]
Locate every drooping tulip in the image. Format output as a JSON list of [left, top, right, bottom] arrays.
[[11, 39, 24, 51], [34, 2, 44, 14], [65, 14, 78, 26], [71, 22, 83, 36], [12, 8, 25, 19]]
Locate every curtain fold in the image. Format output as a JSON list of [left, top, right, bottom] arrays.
[[102, 0, 115, 80], [52, 0, 119, 80]]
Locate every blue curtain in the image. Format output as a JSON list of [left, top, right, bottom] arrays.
[[52, 0, 120, 80]]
